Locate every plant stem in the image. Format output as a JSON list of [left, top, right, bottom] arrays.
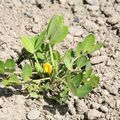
[[49, 45, 55, 66], [33, 53, 39, 65]]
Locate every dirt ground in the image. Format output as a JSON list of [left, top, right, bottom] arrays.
[[0, 0, 120, 120]]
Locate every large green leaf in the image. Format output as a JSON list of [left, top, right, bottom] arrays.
[[2, 74, 21, 86], [64, 49, 74, 70], [82, 34, 95, 53], [5, 59, 16, 72], [76, 84, 92, 98], [67, 71, 76, 95], [77, 55, 88, 68], [35, 29, 47, 51], [22, 36, 35, 53], [47, 15, 68, 45], [72, 73, 83, 88], [0, 60, 5, 74], [22, 64, 32, 81]]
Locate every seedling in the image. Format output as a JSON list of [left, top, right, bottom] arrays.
[[0, 15, 103, 104]]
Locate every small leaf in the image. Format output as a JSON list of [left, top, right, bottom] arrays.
[[72, 73, 83, 88], [76, 42, 83, 56], [53, 50, 61, 63], [76, 84, 92, 98], [22, 36, 35, 53], [0, 60, 5, 74], [77, 56, 88, 68], [35, 29, 47, 51], [87, 74, 99, 88], [29, 92, 39, 98], [87, 43, 103, 54], [36, 52, 45, 60], [67, 71, 76, 95], [2, 74, 20, 86], [64, 49, 74, 70], [82, 34, 95, 53], [5, 59, 16, 72], [22, 64, 32, 81]]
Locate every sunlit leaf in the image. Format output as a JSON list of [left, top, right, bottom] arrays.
[[5, 59, 16, 72], [22, 64, 32, 81], [76, 84, 92, 98], [76, 42, 83, 56]]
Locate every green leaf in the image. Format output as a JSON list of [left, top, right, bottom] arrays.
[[53, 50, 61, 63], [82, 34, 95, 53], [87, 74, 99, 88], [36, 52, 45, 60], [5, 59, 16, 72], [22, 36, 35, 53], [22, 64, 32, 81], [47, 15, 68, 45], [29, 92, 39, 98], [67, 71, 76, 95], [2, 74, 20, 86], [64, 49, 74, 70], [76, 84, 92, 98], [35, 62, 43, 72], [72, 73, 83, 88], [87, 43, 103, 54], [35, 29, 47, 51], [77, 56, 88, 68], [76, 42, 83, 56], [0, 60, 5, 74]]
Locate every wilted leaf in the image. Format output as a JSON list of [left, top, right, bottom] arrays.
[[22, 64, 32, 81], [76, 84, 92, 98]]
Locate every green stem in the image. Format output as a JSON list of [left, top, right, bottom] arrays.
[[33, 53, 39, 65], [49, 45, 55, 66]]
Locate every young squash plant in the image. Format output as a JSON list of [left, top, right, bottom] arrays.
[[0, 15, 103, 104]]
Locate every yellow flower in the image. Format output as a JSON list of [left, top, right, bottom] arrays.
[[43, 63, 52, 74]]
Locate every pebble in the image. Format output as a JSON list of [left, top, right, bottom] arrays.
[[87, 5, 99, 11], [107, 85, 118, 96], [87, 109, 103, 119], [0, 98, 4, 107], [90, 55, 107, 64], [69, 26, 84, 36], [116, 100, 120, 108], [100, 105, 109, 113], [58, 0, 67, 4], [27, 109, 40, 120], [68, 101, 76, 115], [25, 99, 33, 107], [32, 25, 40, 33], [75, 100, 88, 114], [91, 102, 100, 109], [73, 17, 80, 23], [33, 15, 40, 24], [85, 0, 99, 5]]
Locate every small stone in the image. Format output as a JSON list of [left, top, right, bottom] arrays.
[[96, 17, 105, 26], [32, 25, 40, 33], [25, 99, 33, 107], [99, 106, 109, 113], [73, 17, 80, 23], [58, 0, 67, 4], [75, 100, 88, 114], [68, 101, 76, 115], [116, 100, 120, 108], [101, 89, 109, 96], [24, 11, 33, 18], [85, 0, 99, 5], [27, 109, 40, 120], [87, 5, 99, 11], [30, 0, 36, 5], [33, 15, 40, 24], [91, 102, 100, 109], [70, 26, 84, 36], [90, 55, 107, 64], [87, 109, 103, 119], [0, 98, 4, 107], [107, 85, 118, 95]]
